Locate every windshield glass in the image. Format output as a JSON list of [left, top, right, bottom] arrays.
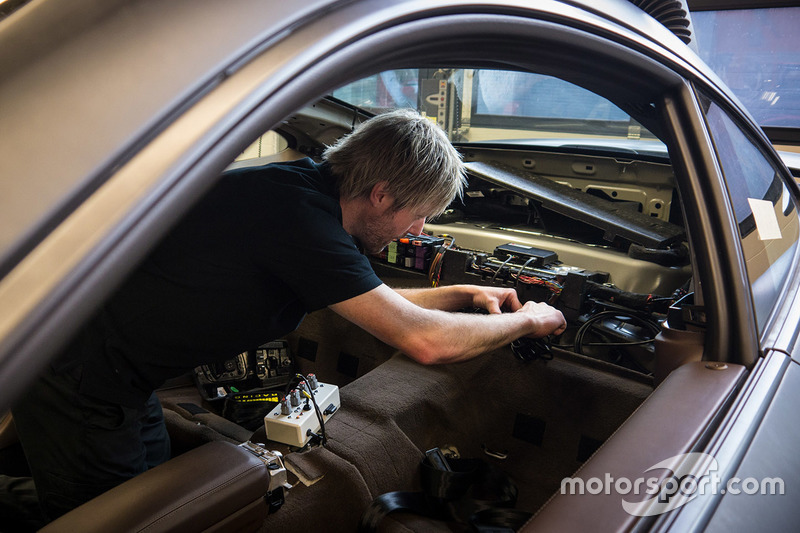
[[333, 68, 663, 152]]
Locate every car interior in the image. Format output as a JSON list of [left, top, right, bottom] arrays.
[[0, 66, 758, 532]]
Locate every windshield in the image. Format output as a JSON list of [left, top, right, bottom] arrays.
[[333, 68, 663, 153]]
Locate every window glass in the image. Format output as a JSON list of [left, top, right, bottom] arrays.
[[472, 71, 629, 121], [703, 97, 800, 330], [333, 68, 662, 150], [693, 7, 800, 129], [332, 69, 419, 112]]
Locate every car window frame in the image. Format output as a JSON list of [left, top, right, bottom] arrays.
[[697, 88, 800, 339]]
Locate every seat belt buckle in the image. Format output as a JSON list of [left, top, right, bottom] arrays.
[[425, 447, 453, 472]]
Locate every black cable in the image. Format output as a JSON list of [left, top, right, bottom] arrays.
[[300, 374, 327, 446], [573, 311, 659, 355], [558, 338, 655, 347], [582, 339, 655, 347]]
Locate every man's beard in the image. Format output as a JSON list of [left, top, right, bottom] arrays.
[[358, 212, 399, 255]]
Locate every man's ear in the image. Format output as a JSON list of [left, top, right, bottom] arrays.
[[369, 181, 394, 211]]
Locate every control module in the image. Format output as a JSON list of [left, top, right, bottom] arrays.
[[264, 376, 340, 447]]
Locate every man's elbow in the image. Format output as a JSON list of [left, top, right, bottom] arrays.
[[400, 336, 470, 365], [400, 339, 446, 365]]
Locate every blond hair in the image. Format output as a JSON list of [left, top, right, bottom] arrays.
[[323, 109, 466, 215]]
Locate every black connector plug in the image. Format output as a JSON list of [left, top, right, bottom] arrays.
[[511, 336, 553, 362], [306, 429, 324, 446]]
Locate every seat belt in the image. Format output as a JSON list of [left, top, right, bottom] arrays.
[[358, 448, 531, 532]]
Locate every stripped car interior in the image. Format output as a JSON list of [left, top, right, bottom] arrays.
[[34, 69, 749, 532]]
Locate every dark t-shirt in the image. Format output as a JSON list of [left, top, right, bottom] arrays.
[[61, 158, 383, 407]]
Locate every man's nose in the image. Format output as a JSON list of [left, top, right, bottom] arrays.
[[407, 217, 426, 236]]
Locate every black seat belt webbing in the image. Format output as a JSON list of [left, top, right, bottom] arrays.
[[358, 449, 531, 532]]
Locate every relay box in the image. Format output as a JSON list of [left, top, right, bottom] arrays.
[[493, 243, 558, 267], [376, 233, 445, 272]]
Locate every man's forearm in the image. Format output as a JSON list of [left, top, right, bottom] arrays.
[[404, 307, 538, 364], [394, 284, 523, 315], [394, 285, 478, 311], [332, 284, 566, 366]]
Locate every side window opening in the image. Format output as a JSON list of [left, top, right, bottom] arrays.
[[701, 94, 800, 331]]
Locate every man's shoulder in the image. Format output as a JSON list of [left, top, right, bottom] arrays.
[[225, 157, 323, 183], [222, 158, 335, 204]]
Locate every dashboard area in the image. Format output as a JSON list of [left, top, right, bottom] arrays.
[[367, 140, 692, 378], [423, 221, 688, 296]]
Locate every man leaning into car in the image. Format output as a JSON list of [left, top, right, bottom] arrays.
[[3, 109, 566, 526]]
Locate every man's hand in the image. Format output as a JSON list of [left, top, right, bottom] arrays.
[[471, 287, 565, 338], [516, 300, 567, 337], [470, 286, 523, 314]]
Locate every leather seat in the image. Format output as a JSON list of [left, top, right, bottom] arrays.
[[40, 440, 276, 533]]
